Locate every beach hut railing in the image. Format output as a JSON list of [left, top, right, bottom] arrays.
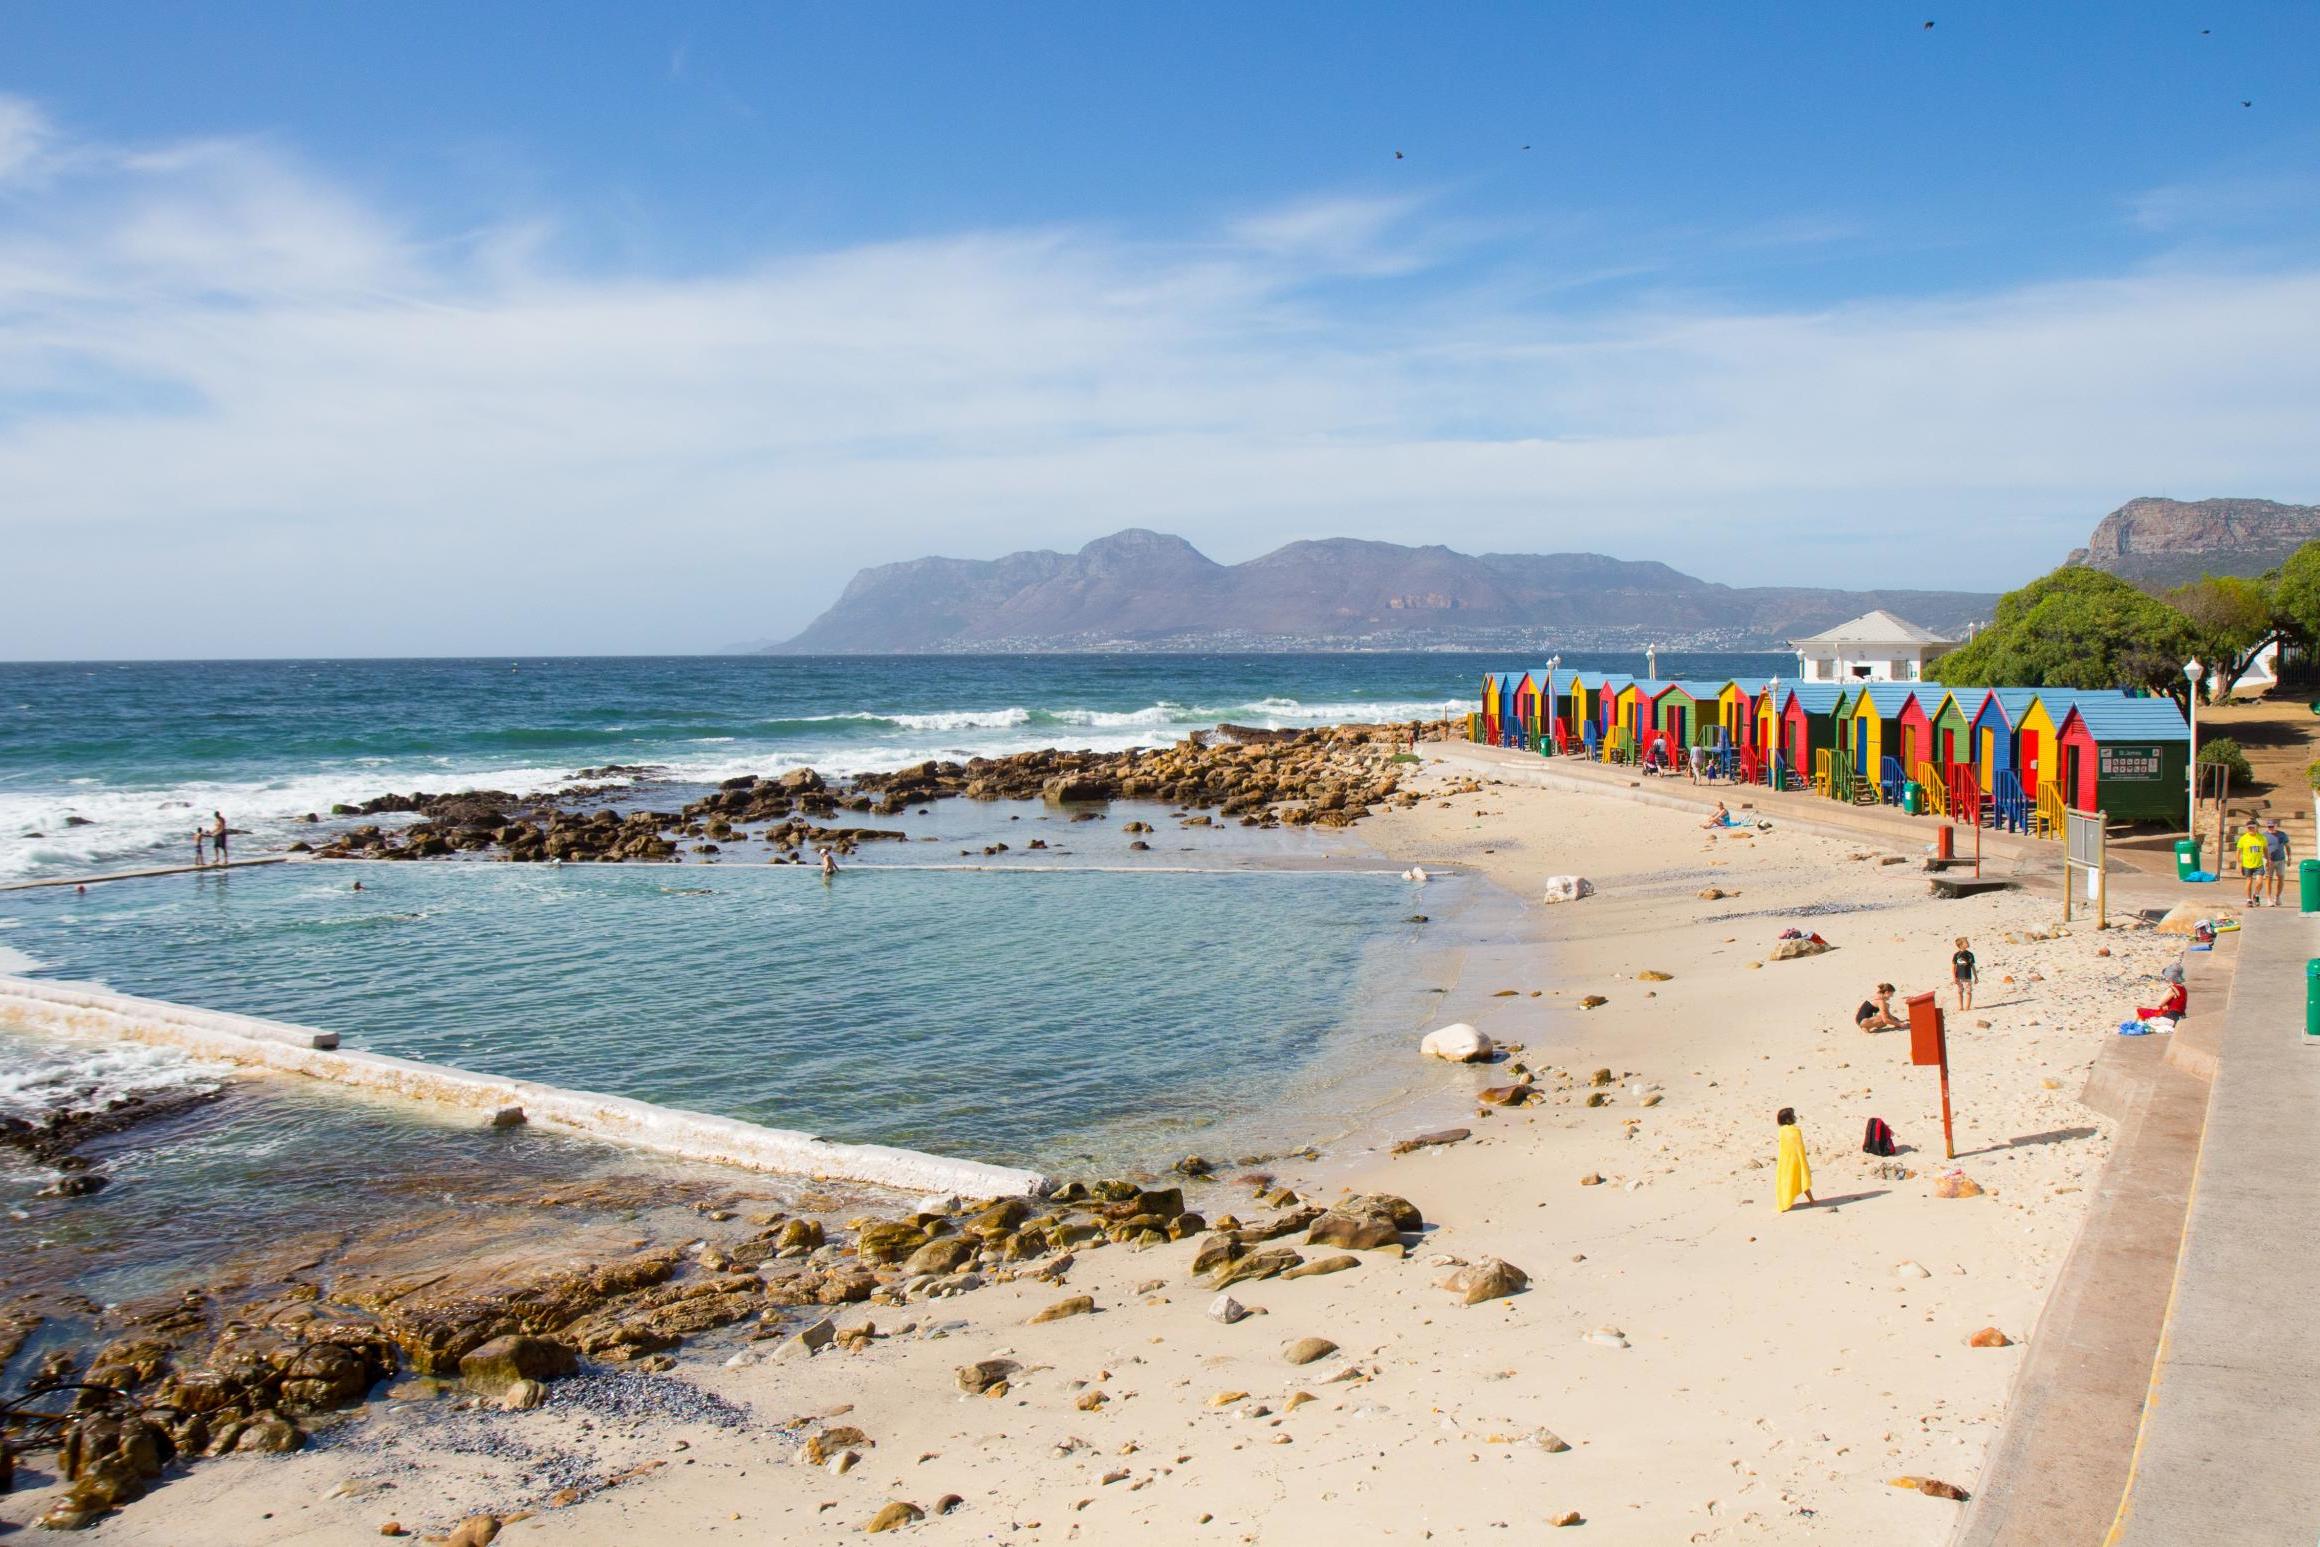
[[1992, 770, 2028, 834], [1879, 756, 1907, 806], [2033, 780, 2066, 842], [1914, 760, 1947, 816], [1946, 764, 1983, 827]]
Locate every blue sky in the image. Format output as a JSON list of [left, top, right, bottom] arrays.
[[4, 2, 2319, 656]]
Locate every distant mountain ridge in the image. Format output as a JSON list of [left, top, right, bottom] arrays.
[[773, 530, 1999, 653], [2067, 497, 2320, 589]]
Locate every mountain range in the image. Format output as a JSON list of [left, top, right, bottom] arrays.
[[773, 529, 1996, 653], [772, 496, 2314, 653]]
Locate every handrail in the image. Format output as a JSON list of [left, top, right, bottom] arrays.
[[2034, 780, 2066, 841], [1879, 755, 1907, 806], [1993, 770, 2028, 834], [1914, 761, 1947, 816], [1946, 763, 1982, 826], [1813, 749, 1832, 797]]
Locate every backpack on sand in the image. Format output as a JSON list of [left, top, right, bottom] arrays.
[[1862, 1117, 1897, 1157]]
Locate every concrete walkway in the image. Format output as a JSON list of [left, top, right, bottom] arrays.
[[1952, 939, 2226, 1546], [2108, 907, 2320, 1546], [0, 855, 289, 891]]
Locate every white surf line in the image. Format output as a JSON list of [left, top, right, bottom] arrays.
[[0, 974, 1048, 1199]]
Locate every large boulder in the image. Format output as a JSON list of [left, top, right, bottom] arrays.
[[1307, 1194, 1422, 1251], [458, 1335, 577, 1395], [1420, 1024, 1494, 1063]]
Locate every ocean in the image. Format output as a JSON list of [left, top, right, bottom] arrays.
[[0, 652, 1786, 882], [1, 651, 1784, 1306]]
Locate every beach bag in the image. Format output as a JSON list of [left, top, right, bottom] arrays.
[[1861, 1117, 1896, 1157]]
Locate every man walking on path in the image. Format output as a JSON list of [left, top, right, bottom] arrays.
[[2264, 818, 2291, 907], [211, 811, 229, 867], [2236, 819, 2267, 906]]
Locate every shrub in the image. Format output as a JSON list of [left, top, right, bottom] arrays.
[[2306, 758, 2320, 792], [2198, 737, 2253, 782]]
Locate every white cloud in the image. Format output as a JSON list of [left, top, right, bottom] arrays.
[[2, 102, 2318, 658], [0, 94, 51, 183]]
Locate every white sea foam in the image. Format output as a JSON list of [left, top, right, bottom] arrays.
[[885, 707, 1035, 731], [0, 692, 1471, 881], [0, 1039, 223, 1123]]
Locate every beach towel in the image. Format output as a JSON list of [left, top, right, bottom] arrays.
[[1776, 1126, 1812, 1212]]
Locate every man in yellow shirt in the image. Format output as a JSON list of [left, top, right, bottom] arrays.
[[2237, 820, 2269, 906]]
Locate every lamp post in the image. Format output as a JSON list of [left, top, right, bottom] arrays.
[[2184, 658, 2203, 841]]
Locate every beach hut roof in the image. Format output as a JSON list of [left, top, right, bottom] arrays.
[[1782, 683, 1850, 713], [1788, 609, 1962, 649], [1672, 679, 1729, 698], [2063, 697, 2189, 742], [1853, 683, 1921, 716]]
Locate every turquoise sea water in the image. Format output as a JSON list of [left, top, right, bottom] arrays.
[[0, 651, 1771, 1314], [0, 862, 1448, 1167]]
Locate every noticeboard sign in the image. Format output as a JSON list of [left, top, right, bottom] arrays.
[[2098, 743, 2164, 781]]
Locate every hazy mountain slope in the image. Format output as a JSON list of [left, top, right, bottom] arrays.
[[776, 531, 1997, 652]]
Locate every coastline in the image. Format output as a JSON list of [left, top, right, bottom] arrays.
[[5, 747, 2191, 1542]]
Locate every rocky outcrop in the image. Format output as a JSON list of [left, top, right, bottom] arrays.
[[2067, 496, 2320, 589], [310, 728, 1419, 864]]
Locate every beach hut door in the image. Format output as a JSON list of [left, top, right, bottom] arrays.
[[2022, 730, 2041, 792]]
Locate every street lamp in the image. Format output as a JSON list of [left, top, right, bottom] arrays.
[[2184, 658, 2203, 841]]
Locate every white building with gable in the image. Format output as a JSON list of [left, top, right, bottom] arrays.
[[1789, 609, 1963, 683]]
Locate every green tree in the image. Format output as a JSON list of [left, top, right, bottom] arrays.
[[2271, 540, 2320, 646], [2166, 573, 2279, 700], [1929, 565, 2198, 706]]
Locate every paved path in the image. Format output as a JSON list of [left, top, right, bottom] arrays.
[[2108, 907, 2320, 1546], [1953, 940, 2225, 1546]]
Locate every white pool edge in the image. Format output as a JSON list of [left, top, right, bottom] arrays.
[[0, 974, 1050, 1199]]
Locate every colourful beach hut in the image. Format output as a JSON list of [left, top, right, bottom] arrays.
[[1847, 685, 1932, 802], [1512, 673, 1541, 750], [1648, 680, 1704, 752], [1716, 679, 1766, 754], [1496, 675, 1520, 748], [1778, 684, 1851, 791], [2054, 698, 2190, 822], [1922, 690, 1975, 778], [1478, 674, 1499, 744]]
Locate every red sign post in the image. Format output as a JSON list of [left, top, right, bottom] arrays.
[[1905, 990, 1956, 1160]]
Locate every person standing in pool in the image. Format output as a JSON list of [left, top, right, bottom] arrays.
[[819, 848, 838, 878], [211, 811, 229, 866], [1950, 936, 1977, 1012]]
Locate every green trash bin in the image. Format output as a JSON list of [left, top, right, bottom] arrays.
[[2175, 838, 2202, 880], [1901, 782, 1924, 816], [2302, 859, 2320, 913], [2306, 959, 2320, 1040]]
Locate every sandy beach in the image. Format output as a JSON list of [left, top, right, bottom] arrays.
[[5, 755, 2193, 1544]]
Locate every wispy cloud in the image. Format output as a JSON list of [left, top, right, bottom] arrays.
[[2, 92, 2317, 656]]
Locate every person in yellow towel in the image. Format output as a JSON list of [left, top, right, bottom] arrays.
[[1775, 1107, 1816, 1211]]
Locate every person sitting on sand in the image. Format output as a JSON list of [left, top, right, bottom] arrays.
[[2136, 979, 2188, 1022], [1854, 983, 1904, 1031], [1701, 801, 1730, 829], [1775, 1107, 1816, 1211]]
